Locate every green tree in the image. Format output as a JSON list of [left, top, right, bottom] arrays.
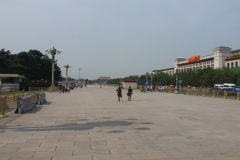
[[0, 49, 12, 73], [0, 48, 62, 83]]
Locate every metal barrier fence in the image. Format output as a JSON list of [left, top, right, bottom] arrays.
[[0, 91, 47, 116], [37, 92, 47, 105], [138, 85, 240, 101], [178, 88, 240, 100], [29, 87, 48, 91], [0, 95, 7, 117], [16, 94, 36, 114]]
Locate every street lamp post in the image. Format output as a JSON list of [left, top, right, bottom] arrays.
[[63, 64, 71, 82], [151, 73, 153, 87], [175, 69, 179, 94], [45, 46, 62, 86], [146, 72, 149, 86], [78, 68, 81, 81]]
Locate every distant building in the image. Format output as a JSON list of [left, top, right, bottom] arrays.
[[152, 67, 174, 75], [121, 79, 137, 89], [0, 74, 24, 91], [152, 46, 240, 75], [225, 50, 240, 68], [98, 76, 111, 84]]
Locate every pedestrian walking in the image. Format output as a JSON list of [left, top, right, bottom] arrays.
[[62, 85, 65, 93], [59, 85, 62, 93], [116, 86, 122, 102], [67, 85, 70, 92], [127, 86, 133, 101]]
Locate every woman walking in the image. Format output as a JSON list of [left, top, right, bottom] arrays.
[[127, 86, 133, 101]]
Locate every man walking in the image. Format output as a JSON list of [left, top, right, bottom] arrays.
[[116, 86, 122, 102], [127, 86, 133, 101]]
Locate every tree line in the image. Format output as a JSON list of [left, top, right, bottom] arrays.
[[0, 49, 61, 83], [152, 68, 240, 87], [176, 67, 240, 87], [108, 67, 240, 87]]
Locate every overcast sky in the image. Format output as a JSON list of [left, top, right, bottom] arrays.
[[1, 0, 240, 79]]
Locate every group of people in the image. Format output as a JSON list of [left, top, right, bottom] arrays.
[[116, 86, 133, 102], [59, 83, 76, 93], [58, 79, 89, 93], [147, 85, 154, 91]]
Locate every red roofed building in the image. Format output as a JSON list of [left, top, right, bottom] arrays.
[[98, 76, 111, 84], [121, 79, 137, 89]]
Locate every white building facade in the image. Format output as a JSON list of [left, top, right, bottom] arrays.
[[153, 46, 240, 75], [152, 68, 174, 75], [225, 50, 240, 68]]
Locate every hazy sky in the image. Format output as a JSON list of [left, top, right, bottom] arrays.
[[1, 0, 240, 79]]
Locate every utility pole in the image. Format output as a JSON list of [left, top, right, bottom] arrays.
[[63, 64, 71, 83], [45, 46, 62, 86], [175, 69, 179, 94], [146, 72, 149, 90], [78, 68, 81, 81], [151, 72, 153, 87]]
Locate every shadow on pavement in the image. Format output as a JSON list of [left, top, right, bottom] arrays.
[[140, 122, 152, 124], [44, 102, 52, 105], [26, 106, 43, 114], [108, 130, 125, 133], [2, 120, 135, 132], [135, 127, 151, 130], [24, 101, 53, 114], [125, 118, 138, 121]]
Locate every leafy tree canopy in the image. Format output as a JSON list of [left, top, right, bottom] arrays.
[[0, 48, 61, 82]]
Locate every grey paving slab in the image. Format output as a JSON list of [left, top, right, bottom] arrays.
[[0, 85, 240, 160], [33, 151, 53, 159], [8, 151, 35, 160]]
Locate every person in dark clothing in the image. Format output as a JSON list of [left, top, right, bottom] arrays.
[[127, 86, 133, 101], [59, 85, 62, 93], [116, 87, 122, 102], [62, 85, 65, 93]]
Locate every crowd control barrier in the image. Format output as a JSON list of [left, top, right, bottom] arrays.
[[37, 92, 47, 105], [16, 94, 36, 114], [0, 95, 7, 118]]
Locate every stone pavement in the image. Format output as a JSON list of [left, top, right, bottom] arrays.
[[0, 85, 240, 160]]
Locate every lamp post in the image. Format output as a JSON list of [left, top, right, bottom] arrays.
[[78, 68, 81, 81], [175, 69, 179, 94], [45, 46, 62, 86], [63, 64, 71, 83], [151, 72, 153, 87]]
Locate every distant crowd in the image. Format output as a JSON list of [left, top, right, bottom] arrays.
[[58, 79, 88, 93]]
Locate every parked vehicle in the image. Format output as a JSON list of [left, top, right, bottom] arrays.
[[214, 84, 224, 89], [214, 83, 236, 90], [222, 83, 236, 90], [233, 86, 240, 92]]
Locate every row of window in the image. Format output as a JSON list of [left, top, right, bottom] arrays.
[[226, 61, 239, 68], [178, 60, 214, 69], [163, 70, 174, 75], [177, 64, 214, 72]]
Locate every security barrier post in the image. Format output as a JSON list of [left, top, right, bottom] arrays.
[[213, 90, 216, 98], [34, 92, 38, 103], [194, 89, 197, 96], [237, 92, 240, 100], [0, 96, 6, 118], [224, 90, 227, 99], [202, 89, 205, 97]]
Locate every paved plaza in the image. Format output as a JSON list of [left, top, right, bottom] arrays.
[[0, 85, 240, 160]]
